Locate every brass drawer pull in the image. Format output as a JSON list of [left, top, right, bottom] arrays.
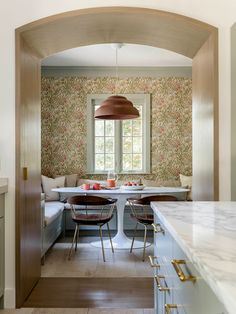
[[148, 255, 160, 268], [165, 304, 177, 314], [171, 259, 196, 282], [155, 275, 170, 291], [152, 223, 165, 235]]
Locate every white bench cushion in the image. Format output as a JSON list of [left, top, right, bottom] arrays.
[[44, 201, 64, 226]]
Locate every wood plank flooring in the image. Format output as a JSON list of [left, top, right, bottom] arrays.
[[23, 277, 154, 309], [41, 238, 153, 278]]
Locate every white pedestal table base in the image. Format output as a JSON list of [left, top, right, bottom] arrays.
[[90, 193, 151, 250], [90, 231, 151, 250]]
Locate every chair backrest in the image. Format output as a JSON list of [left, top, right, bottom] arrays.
[[67, 195, 117, 206], [128, 194, 177, 217], [67, 195, 117, 217], [128, 194, 177, 206]]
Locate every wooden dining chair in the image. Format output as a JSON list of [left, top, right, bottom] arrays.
[[127, 194, 177, 261], [67, 195, 117, 262]]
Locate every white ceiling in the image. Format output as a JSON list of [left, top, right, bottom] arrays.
[[42, 43, 192, 67]]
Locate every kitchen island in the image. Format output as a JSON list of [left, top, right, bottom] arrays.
[[151, 201, 236, 314]]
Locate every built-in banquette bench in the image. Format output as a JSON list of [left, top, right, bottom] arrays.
[[41, 174, 191, 258], [41, 193, 64, 258]]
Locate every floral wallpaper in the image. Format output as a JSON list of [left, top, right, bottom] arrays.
[[41, 76, 192, 184]]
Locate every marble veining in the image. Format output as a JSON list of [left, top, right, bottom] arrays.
[[151, 201, 236, 314]]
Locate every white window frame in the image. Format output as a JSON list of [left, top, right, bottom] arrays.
[[87, 94, 151, 174]]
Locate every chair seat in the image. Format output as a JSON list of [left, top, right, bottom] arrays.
[[131, 213, 154, 225], [72, 213, 113, 225]]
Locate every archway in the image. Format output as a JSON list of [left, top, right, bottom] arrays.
[[15, 6, 218, 307]]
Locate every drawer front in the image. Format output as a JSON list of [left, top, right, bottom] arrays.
[[153, 265, 171, 314], [154, 213, 172, 263], [154, 213, 175, 295], [154, 214, 175, 312], [0, 218, 4, 297], [172, 238, 227, 314]]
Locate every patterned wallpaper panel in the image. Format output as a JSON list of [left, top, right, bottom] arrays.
[[41, 76, 192, 184]]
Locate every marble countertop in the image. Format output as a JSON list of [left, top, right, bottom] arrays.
[[151, 201, 236, 314], [0, 178, 8, 194]]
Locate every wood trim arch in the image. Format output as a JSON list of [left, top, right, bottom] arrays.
[[19, 7, 214, 59], [15, 6, 218, 307]]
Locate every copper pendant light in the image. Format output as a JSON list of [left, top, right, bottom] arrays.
[[95, 44, 139, 120], [94, 95, 139, 120]]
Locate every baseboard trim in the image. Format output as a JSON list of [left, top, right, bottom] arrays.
[[4, 287, 15, 308]]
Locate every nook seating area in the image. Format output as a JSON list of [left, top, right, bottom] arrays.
[[40, 174, 192, 258]]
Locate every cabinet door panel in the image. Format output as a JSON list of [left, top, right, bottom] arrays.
[[154, 214, 174, 312], [172, 238, 226, 314], [0, 218, 4, 298]]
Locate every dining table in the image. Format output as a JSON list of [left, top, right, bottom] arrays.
[[52, 186, 189, 250]]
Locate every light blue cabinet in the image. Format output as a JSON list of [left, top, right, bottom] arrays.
[[152, 213, 227, 314], [0, 194, 4, 305], [0, 218, 3, 298]]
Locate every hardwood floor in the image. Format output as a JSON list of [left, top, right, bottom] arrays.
[[23, 277, 153, 309], [41, 237, 153, 278], [18, 237, 154, 311]]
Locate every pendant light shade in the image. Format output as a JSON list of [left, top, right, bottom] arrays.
[[95, 95, 139, 120], [94, 43, 140, 120]]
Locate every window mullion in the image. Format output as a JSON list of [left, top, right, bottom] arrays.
[[143, 95, 150, 173], [87, 97, 95, 173]]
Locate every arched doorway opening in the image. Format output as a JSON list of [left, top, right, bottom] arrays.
[[15, 6, 218, 307]]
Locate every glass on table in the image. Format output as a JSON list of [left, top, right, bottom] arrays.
[[107, 170, 118, 188]]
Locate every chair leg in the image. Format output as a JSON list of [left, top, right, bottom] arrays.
[[68, 224, 78, 260], [75, 224, 79, 251], [99, 226, 106, 262], [130, 223, 138, 253], [143, 225, 147, 262], [107, 223, 114, 253]]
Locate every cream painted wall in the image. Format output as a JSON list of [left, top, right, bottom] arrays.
[[231, 23, 236, 199], [0, 0, 235, 308]]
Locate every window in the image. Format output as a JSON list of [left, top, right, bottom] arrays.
[[87, 94, 150, 174]]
